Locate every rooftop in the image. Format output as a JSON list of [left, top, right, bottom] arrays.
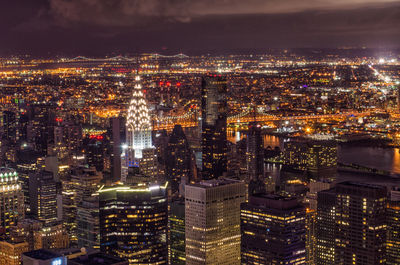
[[68, 252, 128, 265], [195, 178, 240, 188], [23, 249, 61, 260]]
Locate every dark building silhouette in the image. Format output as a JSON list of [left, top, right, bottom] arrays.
[[246, 122, 265, 195], [169, 199, 185, 264], [165, 125, 191, 194], [2, 111, 17, 143], [29, 171, 58, 226], [316, 182, 387, 265], [83, 134, 107, 172], [241, 194, 306, 264], [99, 183, 168, 264], [110, 117, 125, 183], [201, 75, 227, 180], [27, 104, 57, 155]]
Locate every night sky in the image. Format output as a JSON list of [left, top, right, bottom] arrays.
[[1, 0, 400, 56]]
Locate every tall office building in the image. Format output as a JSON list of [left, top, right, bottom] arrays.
[[2, 111, 18, 143], [185, 179, 245, 265], [201, 75, 228, 180], [241, 194, 306, 264], [123, 75, 156, 182], [246, 122, 265, 195], [99, 183, 168, 264], [76, 195, 99, 249], [387, 200, 400, 265], [169, 199, 185, 265], [71, 166, 102, 204], [110, 116, 125, 183], [29, 171, 58, 226], [165, 125, 191, 194], [0, 168, 24, 235], [60, 177, 77, 243], [316, 182, 387, 265], [246, 122, 264, 180], [305, 208, 317, 264]]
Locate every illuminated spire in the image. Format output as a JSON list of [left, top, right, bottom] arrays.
[[126, 75, 153, 159]]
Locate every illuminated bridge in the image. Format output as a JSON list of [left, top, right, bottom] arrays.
[[152, 111, 371, 131]]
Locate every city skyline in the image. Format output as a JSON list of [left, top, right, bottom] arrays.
[[1, 1, 400, 264]]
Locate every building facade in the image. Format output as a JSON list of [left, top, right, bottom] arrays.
[[185, 179, 245, 265], [169, 199, 185, 265], [241, 194, 306, 264], [29, 171, 58, 226], [201, 76, 228, 180], [99, 183, 168, 264], [316, 182, 387, 265], [387, 200, 400, 265], [0, 168, 24, 235], [123, 75, 156, 182], [165, 125, 191, 195], [283, 138, 337, 180]]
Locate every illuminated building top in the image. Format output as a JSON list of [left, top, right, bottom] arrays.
[[126, 75, 153, 159]]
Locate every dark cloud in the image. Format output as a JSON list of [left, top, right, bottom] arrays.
[[0, 0, 399, 55], [46, 0, 400, 26]]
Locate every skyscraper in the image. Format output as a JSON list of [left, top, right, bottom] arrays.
[[0, 168, 24, 235], [123, 75, 156, 182], [387, 200, 400, 265], [165, 125, 191, 195], [185, 179, 245, 265], [99, 183, 168, 264], [29, 171, 58, 226], [246, 122, 265, 195], [316, 182, 387, 265], [2, 111, 18, 143], [201, 75, 228, 180], [169, 199, 185, 265], [76, 195, 99, 249], [110, 116, 125, 183], [241, 194, 307, 264]]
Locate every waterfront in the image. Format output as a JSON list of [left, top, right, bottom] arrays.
[[228, 131, 400, 186]]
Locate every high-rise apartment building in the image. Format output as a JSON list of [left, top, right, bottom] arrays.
[[316, 182, 387, 265], [185, 179, 245, 265], [99, 183, 168, 264], [241, 194, 306, 264], [201, 75, 228, 180], [0, 168, 24, 235]]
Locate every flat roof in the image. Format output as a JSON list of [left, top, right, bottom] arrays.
[[23, 249, 61, 260], [69, 252, 127, 265], [192, 178, 240, 188]]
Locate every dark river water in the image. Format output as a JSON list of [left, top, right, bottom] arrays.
[[227, 131, 400, 187]]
